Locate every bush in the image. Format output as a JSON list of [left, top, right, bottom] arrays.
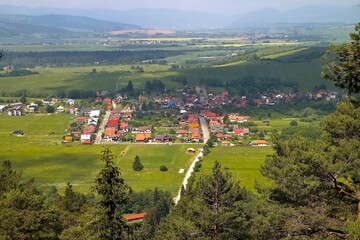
[[160, 165, 168, 171]]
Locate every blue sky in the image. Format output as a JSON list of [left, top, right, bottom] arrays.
[[2, 0, 359, 14]]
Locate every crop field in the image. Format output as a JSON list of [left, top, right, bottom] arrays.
[[0, 114, 199, 195], [200, 146, 272, 191]]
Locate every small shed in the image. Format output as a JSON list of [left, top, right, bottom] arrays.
[[187, 148, 195, 154]]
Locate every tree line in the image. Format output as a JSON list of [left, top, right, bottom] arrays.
[[1, 50, 183, 68]]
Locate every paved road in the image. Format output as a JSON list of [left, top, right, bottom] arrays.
[[174, 116, 209, 204], [199, 116, 209, 144], [94, 110, 111, 144], [174, 150, 203, 204]]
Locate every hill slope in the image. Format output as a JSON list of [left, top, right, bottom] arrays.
[[0, 14, 140, 37]]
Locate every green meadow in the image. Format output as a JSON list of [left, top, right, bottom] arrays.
[[0, 114, 198, 195], [200, 146, 272, 191], [0, 46, 333, 96]]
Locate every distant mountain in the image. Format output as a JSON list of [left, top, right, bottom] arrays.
[[0, 4, 358, 30], [0, 5, 232, 30], [0, 14, 141, 37], [230, 5, 359, 27]]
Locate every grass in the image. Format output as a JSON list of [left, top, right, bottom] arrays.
[[200, 146, 272, 192], [0, 114, 199, 195], [0, 46, 333, 95]]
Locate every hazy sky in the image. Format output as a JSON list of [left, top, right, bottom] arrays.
[[2, 0, 359, 14]]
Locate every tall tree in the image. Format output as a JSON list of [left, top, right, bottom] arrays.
[[322, 23, 360, 95], [133, 155, 144, 171], [93, 147, 131, 240], [0, 161, 62, 239], [155, 161, 250, 239], [126, 80, 134, 92]]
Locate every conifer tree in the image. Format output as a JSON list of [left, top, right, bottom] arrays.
[[93, 147, 131, 240], [133, 155, 144, 171]]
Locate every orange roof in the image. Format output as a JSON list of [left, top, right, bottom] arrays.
[[177, 129, 188, 134], [105, 127, 116, 135], [188, 123, 200, 128], [252, 140, 267, 144], [136, 133, 151, 141], [125, 213, 146, 221], [120, 122, 128, 129]]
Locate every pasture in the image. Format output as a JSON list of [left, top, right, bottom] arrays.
[[0, 114, 198, 195], [199, 146, 272, 192]]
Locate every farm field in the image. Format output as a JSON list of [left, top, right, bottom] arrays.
[[199, 145, 272, 192], [0, 114, 199, 195], [0, 45, 335, 96]]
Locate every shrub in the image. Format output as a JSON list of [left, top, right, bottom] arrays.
[[160, 165, 168, 171]]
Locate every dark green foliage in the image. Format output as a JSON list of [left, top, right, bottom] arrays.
[[289, 119, 298, 126], [159, 165, 168, 171], [145, 79, 165, 93], [322, 23, 360, 95], [3, 50, 183, 68], [140, 188, 173, 239], [202, 144, 210, 156], [0, 49, 2, 60], [126, 80, 134, 92], [92, 147, 131, 240], [258, 107, 360, 239], [0, 69, 39, 77], [58, 182, 86, 213], [133, 155, 144, 171], [0, 161, 62, 239], [155, 161, 250, 239], [46, 105, 55, 113]]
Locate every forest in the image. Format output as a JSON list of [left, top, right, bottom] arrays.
[[0, 24, 359, 239]]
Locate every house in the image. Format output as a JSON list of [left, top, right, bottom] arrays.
[[63, 135, 73, 143], [216, 133, 225, 140], [135, 133, 151, 142], [0, 105, 7, 112], [8, 106, 22, 116], [26, 102, 38, 112], [187, 148, 195, 154], [234, 128, 250, 136], [221, 140, 231, 146], [154, 134, 172, 143], [75, 116, 87, 124], [228, 115, 250, 123], [57, 106, 65, 113], [176, 129, 188, 137], [250, 140, 268, 146], [80, 134, 92, 144], [90, 110, 101, 118], [124, 213, 146, 223], [188, 122, 200, 128], [107, 119, 119, 130]]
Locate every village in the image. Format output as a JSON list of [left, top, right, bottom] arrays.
[[0, 84, 340, 147]]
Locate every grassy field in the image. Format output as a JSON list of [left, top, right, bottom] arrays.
[[200, 146, 272, 192], [0, 46, 334, 96], [0, 114, 199, 195]]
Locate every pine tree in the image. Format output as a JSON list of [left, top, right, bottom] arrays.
[[133, 155, 144, 171], [93, 147, 131, 240], [155, 161, 250, 239], [322, 23, 360, 95], [0, 161, 62, 239]]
